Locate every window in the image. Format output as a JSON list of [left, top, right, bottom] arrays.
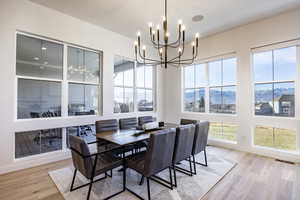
[[209, 58, 236, 114], [184, 64, 206, 112], [16, 34, 63, 119], [113, 56, 134, 113], [15, 128, 62, 158], [254, 126, 296, 151], [68, 46, 101, 116], [254, 47, 296, 117], [137, 64, 154, 112], [209, 122, 238, 142]]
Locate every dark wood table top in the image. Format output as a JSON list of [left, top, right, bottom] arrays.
[[96, 123, 178, 146]]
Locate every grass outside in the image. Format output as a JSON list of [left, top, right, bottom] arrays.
[[209, 122, 237, 142], [254, 126, 296, 151]]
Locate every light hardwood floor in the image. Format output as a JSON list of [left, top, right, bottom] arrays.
[[0, 147, 299, 200]]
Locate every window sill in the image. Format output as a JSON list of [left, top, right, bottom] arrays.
[[253, 145, 300, 156], [208, 137, 237, 145], [181, 111, 238, 117]]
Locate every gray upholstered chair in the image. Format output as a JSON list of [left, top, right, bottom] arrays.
[[69, 135, 124, 200], [180, 118, 199, 125], [172, 124, 195, 187], [125, 128, 176, 200], [119, 117, 138, 129], [191, 121, 210, 174], [138, 116, 155, 126]]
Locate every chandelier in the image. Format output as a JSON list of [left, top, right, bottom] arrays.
[[134, 0, 199, 68]]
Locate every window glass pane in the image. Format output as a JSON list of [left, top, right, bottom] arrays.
[[15, 128, 62, 158], [66, 125, 96, 147], [253, 51, 273, 82], [209, 87, 222, 113], [145, 66, 153, 88], [209, 60, 222, 86], [184, 89, 194, 112], [185, 65, 195, 88], [18, 79, 61, 119], [16, 34, 63, 79], [124, 88, 134, 112], [195, 64, 206, 87], [136, 65, 145, 88], [85, 51, 100, 83], [222, 123, 238, 141], [255, 83, 273, 116], [114, 72, 123, 86], [254, 126, 296, 151], [114, 87, 124, 113], [137, 89, 146, 111], [68, 83, 98, 116], [222, 86, 236, 114], [68, 47, 100, 83], [274, 128, 296, 150], [222, 58, 236, 85], [145, 89, 154, 111], [273, 82, 295, 117], [254, 126, 274, 149], [194, 88, 205, 112], [209, 122, 222, 139], [124, 68, 134, 87], [274, 47, 296, 81]]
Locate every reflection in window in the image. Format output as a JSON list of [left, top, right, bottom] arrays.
[[68, 83, 99, 116], [68, 47, 100, 83], [184, 64, 206, 112], [253, 47, 295, 117], [16, 34, 63, 80], [137, 65, 154, 112], [66, 125, 96, 147], [15, 128, 62, 158], [254, 126, 296, 151], [209, 122, 237, 142], [113, 56, 134, 113], [18, 79, 61, 119], [208, 58, 236, 114]]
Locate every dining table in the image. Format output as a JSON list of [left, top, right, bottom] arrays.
[[96, 123, 178, 146]]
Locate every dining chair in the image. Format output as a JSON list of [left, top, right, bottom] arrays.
[[138, 116, 155, 126], [172, 124, 195, 187], [119, 117, 147, 153], [69, 135, 125, 200], [119, 117, 138, 129], [125, 128, 176, 200], [191, 121, 210, 174]]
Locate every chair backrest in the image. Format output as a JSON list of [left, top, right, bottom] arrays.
[[173, 124, 195, 164], [180, 118, 199, 125], [192, 121, 210, 155], [95, 119, 119, 132], [138, 116, 155, 126], [69, 135, 93, 179], [119, 117, 137, 129], [144, 128, 176, 177]]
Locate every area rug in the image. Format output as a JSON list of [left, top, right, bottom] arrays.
[[49, 146, 237, 200]]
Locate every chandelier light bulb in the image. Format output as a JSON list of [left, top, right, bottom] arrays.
[[165, 32, 170, 37], [148, 22, 153, 27], [134, 41, 138, 46], [195, 33, 200, 38], [156, 25, 160, 30], [162, 16, 166, 21], [159, 48, 163, 54], [178, 19, 183, 25], [137, 31, 141, 36], [178, 48, 182, 53], [142, 45, 146, 50], [182, 25, 186, 31], [192, 41, 195, 46], [152, 30, 156, 35]]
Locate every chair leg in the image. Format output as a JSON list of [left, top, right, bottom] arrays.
[[189, 157, 193, 176], [192, 155, 197, 175], [173, 164, 177, 187], [168, 167, 173, 190], [147, 177, 151, 200], [139, 175, 145, 185], [87, 155, 98, 200], [87, 178, 94, 200], [70, 169, 77, 191], [123, 167, 126, 191], [204, 149, 208, 166]]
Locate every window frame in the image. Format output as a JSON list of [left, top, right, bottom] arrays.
[[182, 53, 237, 115], [15, 32, 103, 121], [252, 44, 298, 118]]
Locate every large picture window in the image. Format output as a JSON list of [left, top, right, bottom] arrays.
[[253, 47, 296, 117], [113, 56, 134, 113], [209, 58, 237, 114]]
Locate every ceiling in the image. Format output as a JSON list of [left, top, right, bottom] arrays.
[[30, 0, 300, 42]]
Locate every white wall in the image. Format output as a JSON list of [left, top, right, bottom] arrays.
[[0, 0, 164, 174], [164, 8, 300, 162]]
